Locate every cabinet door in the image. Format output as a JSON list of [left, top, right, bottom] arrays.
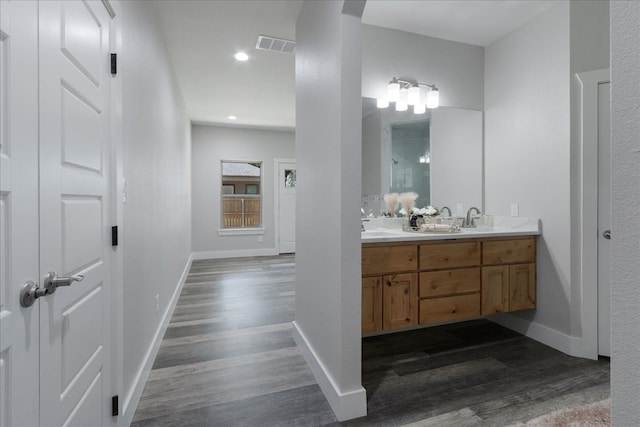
[[481, 266, 510, 315], [510, 263, 536, 311], [383, 273, 418, 330], [362, 277, 383, 333]]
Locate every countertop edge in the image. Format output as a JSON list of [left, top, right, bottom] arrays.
[[361, 229, 540, 244]]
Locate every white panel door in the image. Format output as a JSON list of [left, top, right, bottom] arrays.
[[0, 2, 40, 426], [597, 82, 611, 357], [278, 162, 296, 253], [38, 1, 113, 425]]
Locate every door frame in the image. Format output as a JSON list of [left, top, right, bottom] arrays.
[[273, 158, 296, 254], [576, 67, 610, 359], [104, 0, 125, 420]]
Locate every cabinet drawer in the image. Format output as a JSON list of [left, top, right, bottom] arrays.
[[483, 238, 535, 265], [362, 245, 417, 275], [419, 268, 480, 298], [420, 242, 480, 270], [419, 293, 480, 325]]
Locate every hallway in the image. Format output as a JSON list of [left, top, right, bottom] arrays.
[[131, 256, 336, 425], [132, 256, 609, 426]]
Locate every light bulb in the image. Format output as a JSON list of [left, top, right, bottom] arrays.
[[234, 52, 249, 61], [408, 85, 420, 105], [427, 88, 439, 108], [395, 100, 408, 112], [413, 103, 426, 114], [387, 78, 400, 102], [399, 87, 408, 103], [377, 98, 389, 108]]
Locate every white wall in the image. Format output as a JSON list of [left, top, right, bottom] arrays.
[[191, 124, 295, 257], [430, 108, 483, 213], [293, 0, 366, 421], [611, 0, 640, 423], [485, 4, 572, 338], [485, 1, 609, 356], [119, 2, 192, 423], [362, 24, 484, 110]]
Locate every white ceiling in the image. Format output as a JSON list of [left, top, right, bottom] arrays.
[[154, 0, 303, 130], [154, 0, 560, 130], [362, 0, 560, 47]]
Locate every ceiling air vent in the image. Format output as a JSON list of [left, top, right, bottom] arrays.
[[255, 35, 295, 54]]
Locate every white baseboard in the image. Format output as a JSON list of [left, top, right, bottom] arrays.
[[192, 248, 278, 260], [291, 321, 367, 422], [120, 254, 193, 425], [489, 313, 596, 359]]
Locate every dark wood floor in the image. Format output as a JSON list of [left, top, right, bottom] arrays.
[[131, 255, 609, 426]]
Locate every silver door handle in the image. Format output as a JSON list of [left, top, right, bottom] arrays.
[[603, 230, 611, 239], [43, 271, 84, 294], [19, 272, 84, 308]]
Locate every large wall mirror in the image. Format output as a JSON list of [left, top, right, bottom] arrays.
[[362, 97, 483, 216]]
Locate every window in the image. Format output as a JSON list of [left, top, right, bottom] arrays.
[[221, 161, 262, 228], [284, 169, 296, 187]]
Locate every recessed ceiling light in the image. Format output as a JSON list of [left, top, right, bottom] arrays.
[[228, 115, 237, 120], [234, 52, 249, 61]]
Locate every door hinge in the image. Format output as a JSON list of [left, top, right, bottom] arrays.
[[112, 395, 119, 416], [112, 226, 118, 246], [110, 53, 117, 75]]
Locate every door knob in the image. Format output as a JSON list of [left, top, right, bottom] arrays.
[[43, 271, 84, 294], [19, 272, 84, 307], [20, 280, 46, 307], [603, 230, 611, 240]]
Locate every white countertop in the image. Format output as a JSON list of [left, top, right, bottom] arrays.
[[361, 216, 541, 243]]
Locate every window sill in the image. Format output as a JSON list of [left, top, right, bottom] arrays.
[[218, 228, 265, 236]]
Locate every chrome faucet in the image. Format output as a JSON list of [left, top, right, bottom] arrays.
[[464, 207, 481, 228], [440, 206, 452, 217]]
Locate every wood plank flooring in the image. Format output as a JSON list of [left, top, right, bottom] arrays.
[[131, 255, 609, 426]]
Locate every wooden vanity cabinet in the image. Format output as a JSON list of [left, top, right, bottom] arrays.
[[362, 236, 537, 334], [481, 238, 536, 315], [362, 245, 418, 333]]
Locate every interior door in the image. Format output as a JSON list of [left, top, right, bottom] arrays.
[[597, 82, 611, 357], [0, 2, 41, 425], [278, 162, 296, 253], [38, 1, 113, 424]]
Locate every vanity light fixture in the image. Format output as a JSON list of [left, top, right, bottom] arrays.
[[381, 77, 440, 113]]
